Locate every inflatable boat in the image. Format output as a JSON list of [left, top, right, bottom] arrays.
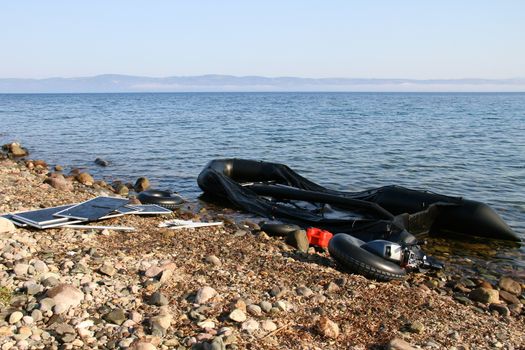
[[198, 158, 519, 242], [197, 159, 519, 280]]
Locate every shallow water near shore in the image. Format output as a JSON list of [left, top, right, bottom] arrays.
[[1, 92, 524, 280]]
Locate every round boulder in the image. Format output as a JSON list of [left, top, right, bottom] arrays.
[[76, 172, 94, 186], [46, 284, 84, 311], [0, 217, 16, 234], [134, 177, 150, 192]]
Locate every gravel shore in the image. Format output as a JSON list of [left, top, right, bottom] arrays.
[[0, 152, 524, 349]]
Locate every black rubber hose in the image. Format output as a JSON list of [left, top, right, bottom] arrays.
[[328, 233, 406, 281]]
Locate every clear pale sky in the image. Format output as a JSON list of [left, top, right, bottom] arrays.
[[1, 0, 524, 79]]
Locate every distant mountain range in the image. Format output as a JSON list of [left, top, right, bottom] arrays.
[[1, 74, 524, 93]]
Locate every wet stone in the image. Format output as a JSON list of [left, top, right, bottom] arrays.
[[94, 158, 109, 167], [462, 278, 476, 288], [134, 177, 150, 192], [469, 288, 499, 304], [499, 290, 520, 305], [489, 303, 510, 316], [76, 172, 94, 186], [499, 277, 522, 295]]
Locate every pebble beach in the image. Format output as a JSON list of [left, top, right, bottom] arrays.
[[0, 145, 524, 350]]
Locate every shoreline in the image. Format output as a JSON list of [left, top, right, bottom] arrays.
[[0, 148, 524, 349]]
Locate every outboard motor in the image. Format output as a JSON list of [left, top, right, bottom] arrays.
[[361, 239, 443, 271]]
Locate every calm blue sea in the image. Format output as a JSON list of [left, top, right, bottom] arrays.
[[1, 92, 524, 276]]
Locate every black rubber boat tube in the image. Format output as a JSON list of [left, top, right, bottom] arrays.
[[328, 233, 406, 281], [247, 183, 394, 220]]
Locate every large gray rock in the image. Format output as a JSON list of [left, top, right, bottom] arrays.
[[114, 183, 129, 196], [195, 286, 217, 304], [46, 284, 84, 311], [94, 158, 109, 167], [13, 263, 30, 276], [499, 290, 521, 305], [144, 265, 163, 278], [33, 260, 49, 274], [149, 307, 172, 336], [499, 277, 522, 295], [469, 287, 499, 304], [489, 303, 510, 316], [75, 172, 94, 186], [44, 174, 73, 191], [5, 142, 28, 157], [134, 177, 150, 192]]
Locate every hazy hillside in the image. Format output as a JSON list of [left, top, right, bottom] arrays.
[[1, 74, 524, 93]]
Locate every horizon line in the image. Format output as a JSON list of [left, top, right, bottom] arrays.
[[3, 73, 525, 81]]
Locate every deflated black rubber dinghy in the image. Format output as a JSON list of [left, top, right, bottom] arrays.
[[197, 158, 519, 241]]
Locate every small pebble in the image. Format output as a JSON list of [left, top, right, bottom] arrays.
[[229, 309, 247, 323], [195, 286, 218, 304], [205, 255, 222, 266], [9, 311, 24, 324]]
